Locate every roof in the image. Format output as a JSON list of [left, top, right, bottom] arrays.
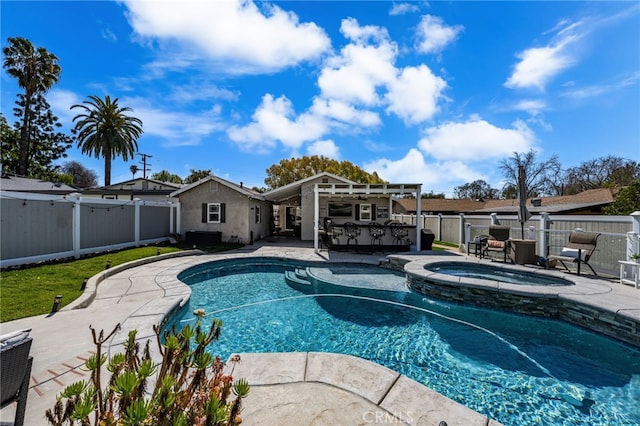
[[0, 174, 78, 194], [102, 177, 182, 190], [262, 172, 356, 202], [170, 175, 264, 199], [394, 188, 617, 215]]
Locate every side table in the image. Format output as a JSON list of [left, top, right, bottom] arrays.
[[509, 239, 537, 265], [619, 260, 639, 289]]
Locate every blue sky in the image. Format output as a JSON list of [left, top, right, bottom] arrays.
[[2, 1, 639, 195]]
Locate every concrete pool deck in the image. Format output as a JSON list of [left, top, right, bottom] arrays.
[[1, 239, 637, 425]]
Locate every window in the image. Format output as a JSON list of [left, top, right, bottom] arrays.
[[358, 204, 372, 221], [202, 203, 226, 223], [255, 205, 261, 223]]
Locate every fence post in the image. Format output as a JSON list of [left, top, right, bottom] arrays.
[[134, 198, 141, 247], [490, 212, 499, 225], [464, 222, 471, 253], [459, 213, 465, 246], [73, 194, 81, 259], [437, 213, 442, 241], [527, 225, 536, 240], [628, 211, 640, 261], [540, 212, 552, 257]]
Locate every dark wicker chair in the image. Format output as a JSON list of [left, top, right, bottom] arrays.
[[1, 334, 33, 426]]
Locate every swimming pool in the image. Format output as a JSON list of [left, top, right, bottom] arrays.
[[425, 261, 572, 286], [167, 258, 640, 426]]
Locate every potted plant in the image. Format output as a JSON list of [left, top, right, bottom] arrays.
[[631, 253, 640, 263]]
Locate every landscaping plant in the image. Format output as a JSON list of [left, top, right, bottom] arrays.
[[45, 312, 249, 425]]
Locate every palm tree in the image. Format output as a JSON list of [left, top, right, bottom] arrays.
[[3, 37, 61, 176], [71, 95, 143, 186], [130, 164, 139, 179]]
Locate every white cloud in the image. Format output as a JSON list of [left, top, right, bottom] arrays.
[[415, 15, 463, 54], [123, 97, 226, 146], [318, 19, 397, 105], [227, 94, 327, 152], [505, 19, 583, 90], [418, 118, 535, 161], [123, 0, 331, 74], [307, 140, 340, 158], [390, 3, 420, 16], [310, 98, 381, 128], [48, 89, 83, 126], [511, 99, 547, 115], [385, 64, 447, 124], [364, 148, 480, 190], [561, 71, 640, 99]]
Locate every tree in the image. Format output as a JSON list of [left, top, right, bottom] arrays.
[[453, 179, 498, 200], [264, 155, 386, 189], [0, 94, 72, 179], [603, 179, 640, 216], [499, 149, 561, 197], [184, 169, 212, 184], [3, 37, 62, 176], [129, 164, 139, 179], [71, 95, 143, 186], [61, 160, 98, 188], [564, 156, 640, 195], [151, 169, 183, 184], [421, 191, 445, 199]]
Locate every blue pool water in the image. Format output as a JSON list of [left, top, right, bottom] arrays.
[[166, 258, 640, 426], [426, 261, 573, 286]]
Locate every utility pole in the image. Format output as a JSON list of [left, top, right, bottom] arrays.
[[137, 153, 152, 179]]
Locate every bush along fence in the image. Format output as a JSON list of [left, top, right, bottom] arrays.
[[392, 211, 640, 276], [0, 191, 180, 268]]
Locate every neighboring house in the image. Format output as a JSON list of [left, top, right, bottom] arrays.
[[0, 174, 78, 195], [170, 175, 271, 244], [81, 178, 181, 201], [393, 188, 618, 216]]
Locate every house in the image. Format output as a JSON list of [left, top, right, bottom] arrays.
[[81, 178, 181, 201], [170, 175, 271, 245], [393, 188, 618, 216], [261, 172, 423, 250]]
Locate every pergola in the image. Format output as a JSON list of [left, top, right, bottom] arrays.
[[311, 182, 422, 252]]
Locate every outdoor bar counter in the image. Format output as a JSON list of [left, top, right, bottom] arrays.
[[320, 222, 419, 251]]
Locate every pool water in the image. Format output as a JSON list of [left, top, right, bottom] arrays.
[[167, 259, 640, 426], [425, 261, 572, 286]]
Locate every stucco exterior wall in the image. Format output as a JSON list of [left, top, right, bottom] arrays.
[[178, 181, 270, 243]]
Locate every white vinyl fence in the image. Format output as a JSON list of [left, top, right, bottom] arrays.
[[0, 191, 180, 268], [392, 211, 640, 276]]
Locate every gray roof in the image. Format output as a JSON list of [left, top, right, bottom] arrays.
[[170, 175, 264, 199], [0, 174, 78, 193]]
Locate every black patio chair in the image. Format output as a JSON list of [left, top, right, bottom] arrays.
[[343, 222, 361, 245], [482, 225, 511, 262], [549, 231, 600, 276], [1, 331, 33, 426]]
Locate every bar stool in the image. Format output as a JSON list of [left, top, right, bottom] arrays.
[[390, 223, 409, 246], [343, 222, 360, 245], [368, 222, 385, 245]]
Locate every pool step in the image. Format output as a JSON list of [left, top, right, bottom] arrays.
[[294, 268, 309, 279], [285, 270, 312, 292]]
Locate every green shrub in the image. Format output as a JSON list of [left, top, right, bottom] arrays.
[[46, 313, 249, 425]]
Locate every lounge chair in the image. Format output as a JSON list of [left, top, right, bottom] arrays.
[[1, 329, 33, 426], [482, 225, 511, 262], [549, 231, 600, 275]]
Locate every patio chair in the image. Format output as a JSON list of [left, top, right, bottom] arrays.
[[368, 222, 386, 245], [390, 223, 410, 246], [549, 231, 600, 276], [1, 329, 33, 426], [482, 225, 511, 262], [343, 222, 361, 246]]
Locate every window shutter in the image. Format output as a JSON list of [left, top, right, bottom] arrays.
[[355, 204, 360, 221], [202, 204, 207, 223], [220, 203, 226, 223]]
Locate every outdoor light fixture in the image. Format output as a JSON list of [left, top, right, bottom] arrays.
[[157, 248, 161, 255], [105, 260, 112, 269], [80, 278, 88, 291], [51, 294, 63, 313]]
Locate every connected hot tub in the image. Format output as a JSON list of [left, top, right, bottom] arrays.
[[425, 261, 573, 286]]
